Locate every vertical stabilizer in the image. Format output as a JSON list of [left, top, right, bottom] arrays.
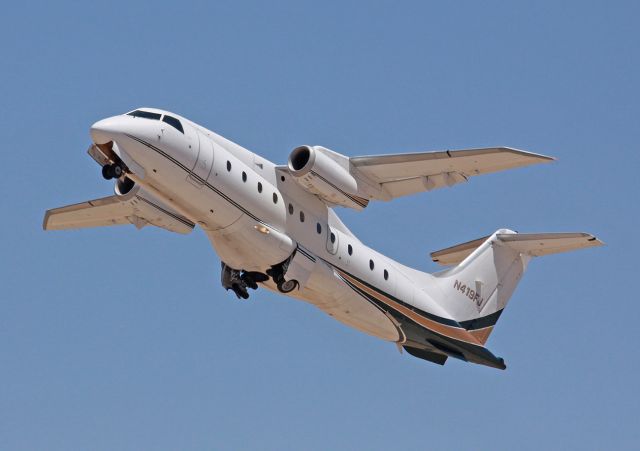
[[429, 230, 602, 344]]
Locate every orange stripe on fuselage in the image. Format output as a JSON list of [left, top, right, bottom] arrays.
[[336, 269, 482, 346], [469, 326, 493, 345]]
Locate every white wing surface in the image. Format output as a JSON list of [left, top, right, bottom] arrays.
[[351, 147, 554, 201], [43, 190, 195, 234]]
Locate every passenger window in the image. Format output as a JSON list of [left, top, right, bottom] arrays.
[[288, 203, 294, 215], [273, 193, 278, 204], [257, 182, 263, 193], [348, 244, 353, 255], [242, 171, 247, 182], [384, 269, 389, 280], [330, 232, 336, 244], [316, 223, 322, 234], [162, 115, 184, 133], [299, 211, 305, 222], [226, 161, 231, 172], [369, 259, 374, 270]]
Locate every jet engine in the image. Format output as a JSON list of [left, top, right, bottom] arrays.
[[114, 176, 137, 196], [287, 145, 369, 210]]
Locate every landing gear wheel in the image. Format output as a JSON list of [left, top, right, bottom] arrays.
[[102, 164, 113, 180], [112, 165, 123, 178], [102, 163, 124, 180], [240, 272, 259, 290], [231, 283, 250, 299], [277, 279, 299, 293]]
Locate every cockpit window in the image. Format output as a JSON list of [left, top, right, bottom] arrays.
[[127, 110, 162, 120], [162, 115, 184, 134]]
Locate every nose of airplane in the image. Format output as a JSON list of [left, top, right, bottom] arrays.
[[90, 117, 122, 144]]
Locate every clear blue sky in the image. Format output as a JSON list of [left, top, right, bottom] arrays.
[[1, 1, 638, 450]]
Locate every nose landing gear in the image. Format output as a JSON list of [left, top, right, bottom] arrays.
[[102, 163, 124, 180]]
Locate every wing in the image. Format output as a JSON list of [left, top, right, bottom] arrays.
[[43, 189, 195, 234], [351, 147, 554, 201]]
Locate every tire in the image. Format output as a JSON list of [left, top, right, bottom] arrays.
[[112, 165, 123, 178], [241, 274, 258, 290], [277, 279, 298, 293], [102, 165, 113, 180]]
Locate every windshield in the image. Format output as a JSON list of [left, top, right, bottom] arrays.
[[162, 115, 184, 133], [126, 110, 162, 120]]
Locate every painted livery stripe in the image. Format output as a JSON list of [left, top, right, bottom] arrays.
[[125, 134, 262, 222], [296, 245, 316, 262], [458, 309, 503, 330], [335, 268, 482, 346], [331, 261, 502, 332], [336, 272, 406, 343], [468, 326, 493, 345], [135, 195, 195, 228]]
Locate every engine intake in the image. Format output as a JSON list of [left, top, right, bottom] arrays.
[[114, 176, 138, 197], [287, 146, 369, 210]]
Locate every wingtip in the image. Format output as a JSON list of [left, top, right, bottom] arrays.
[[586, 234, 605, 246], [42, 210, 51, 231], [502, 147, 556, 162]]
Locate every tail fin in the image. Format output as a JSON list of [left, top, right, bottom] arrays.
[[431, 229, 603, 344]]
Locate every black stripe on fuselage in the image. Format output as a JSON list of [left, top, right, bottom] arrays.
[[296, 245, 316, 262], [459, 309, 503, 330], [135, 195, 195, 228], [328, 262, 502, 331], [335, 272, 407, 342], [125, 133, 262, 222], [337, 268, 504, 367]]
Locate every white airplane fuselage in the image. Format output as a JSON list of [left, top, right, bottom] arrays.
[[96, 110, 416, 342], [47, 107, 601, 369]]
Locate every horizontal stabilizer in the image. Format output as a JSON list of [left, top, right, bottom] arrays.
[[496, 232, 604, 256], [431, 231, 603, 266], [403, 346, 448, 366], [430, 235, 490, 266]]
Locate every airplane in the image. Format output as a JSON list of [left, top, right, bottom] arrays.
[[43, 108, 603, 370]]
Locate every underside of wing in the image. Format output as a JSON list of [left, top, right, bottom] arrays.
[[43, 189, 195, 234], [351, 147, 554, 201]]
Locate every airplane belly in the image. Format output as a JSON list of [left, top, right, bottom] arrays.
[[205, 216, 296, 271], [293, 258, 401, 342]]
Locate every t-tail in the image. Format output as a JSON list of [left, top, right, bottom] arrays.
[[426, 229, 603, 365]]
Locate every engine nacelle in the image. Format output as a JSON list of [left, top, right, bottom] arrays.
[[114, 176, 137, 197], [287, 145, 369, 210]]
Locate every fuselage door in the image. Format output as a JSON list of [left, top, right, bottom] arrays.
[[188, 130, 214, 187]]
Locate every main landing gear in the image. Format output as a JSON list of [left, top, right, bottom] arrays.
[[220, 254, 300, 300], [221, 262, 269, 300], [266, 255, 299, 294], [102, 163, 124, 180]]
